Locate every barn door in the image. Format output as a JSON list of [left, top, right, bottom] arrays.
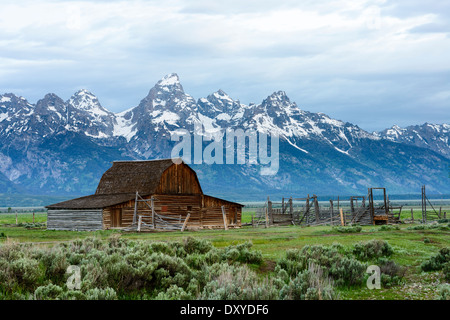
[[111, 208, 122, 228]]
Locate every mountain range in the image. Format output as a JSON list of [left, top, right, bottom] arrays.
[[1, 73, 449, 203]]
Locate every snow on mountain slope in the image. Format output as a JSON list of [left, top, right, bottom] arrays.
[[1, 73, 449, 197], [376, 123, 450, 158]]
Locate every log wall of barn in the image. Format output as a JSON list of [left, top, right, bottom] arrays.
[[102, 194, 241, 230], [47, 209, 103, 231]]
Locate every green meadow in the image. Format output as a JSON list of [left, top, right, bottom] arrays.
[[0, 211, 448, 300]]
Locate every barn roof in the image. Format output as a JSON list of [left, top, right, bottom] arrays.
[[46, 158, 243, 209], [46, 193, 138, 209], [47, 158, 180, 209], [95, 158, 176, 195]]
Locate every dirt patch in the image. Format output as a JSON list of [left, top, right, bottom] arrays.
[[259, 259, 277, 273]]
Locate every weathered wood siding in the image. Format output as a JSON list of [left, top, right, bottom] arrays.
[[47, 209, 103, 231], [102, 194, 242, 230], [202, 195, 242, 228], [155, 163, 202, 195]]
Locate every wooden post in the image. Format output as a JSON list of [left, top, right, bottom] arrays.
[[306, 195, 310, 224], [265, 207, 269, 228], [411, 208, 414, 221], [282, 198, 285, 214], [268, 197, 273, 225], [314, 195, 320, 223], [251, 214, 254, 228], [151, 197, 155, 229], [289, 197, 293, 216], [137, 215, 142, 232], [330, 200, 334, 225], [439, 207, 442, 219], [350, 197, 355, 215], [32, 211, 35, 223], [221, 206, 228, 230], [15, 211, 18, 225], [339, 208, 344, 226], [133, 191, 138, 225], [181, 213, 190, 232]]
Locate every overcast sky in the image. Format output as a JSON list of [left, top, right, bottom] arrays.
[[1, 0, 449, 131]]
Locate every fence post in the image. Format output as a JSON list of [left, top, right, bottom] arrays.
[[137, 215, 142, 232], [340, 208, 345, 226], [411, 208, 414, 222], [289, 197, 293, 216], [15, 211, 18, 225], [221, 206, 229, 231], [330, 200, 334, 225]]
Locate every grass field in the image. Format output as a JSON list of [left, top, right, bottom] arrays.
[[0, 211, 448, 300]]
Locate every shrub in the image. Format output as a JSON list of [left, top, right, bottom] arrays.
[[435, 284, 450, 300], [154, 285, 193, 300], [34, 283, 64, 300], [200, 263, 279, 300], [352, 240, 394, 261], [379, 225, 400, 231], [378, 258, 406, 287], [421, 248, 450, 272], [443, 262, 450, 282], [407, 224, 450, 231], [279, 263, 337, 300], [183, 237, 213, 255], [276, 244, 366, 287], [85, 287, 117, 300], [332, 226, 362, 233]]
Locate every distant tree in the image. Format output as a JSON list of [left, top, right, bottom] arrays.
[[7, 207, 11, 213]]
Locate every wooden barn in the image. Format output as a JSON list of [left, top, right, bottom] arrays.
[[46, 159, 243, 231]]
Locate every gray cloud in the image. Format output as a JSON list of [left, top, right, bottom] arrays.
[[0, 0, 449, 132]]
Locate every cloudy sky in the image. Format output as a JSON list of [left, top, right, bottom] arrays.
[[1, 0, 449, 131]]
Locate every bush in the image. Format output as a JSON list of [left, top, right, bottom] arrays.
[[332, 226, 362, 233], [85, 287, 117, 300], [352, 240, 394, 261], [200, 263, 279, 300], [154, 285, 193, 300], [34, 283, 64, 300], [407, 224, 450, 231], [421, 248, 450, 272], [443, 262, 450, 282], [379, 225, 400, 231], [435, 284, 450, 300], [378, 258, 406, 288], [276, 244, 366, 287], [279, 263, 337, 300]]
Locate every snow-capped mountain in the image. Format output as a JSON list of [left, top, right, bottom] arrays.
[[376, 123, 450, 158], [0, 73, 449, 200]]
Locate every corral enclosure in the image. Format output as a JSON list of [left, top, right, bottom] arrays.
[[46, 159, 243, 231], [252, 187, 449, 227]]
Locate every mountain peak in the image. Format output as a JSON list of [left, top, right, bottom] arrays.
[[268, 90, 288, 100], [67, 90, 112, 117], [157, 73, 180, 87], [212, 89, 233, 101]]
